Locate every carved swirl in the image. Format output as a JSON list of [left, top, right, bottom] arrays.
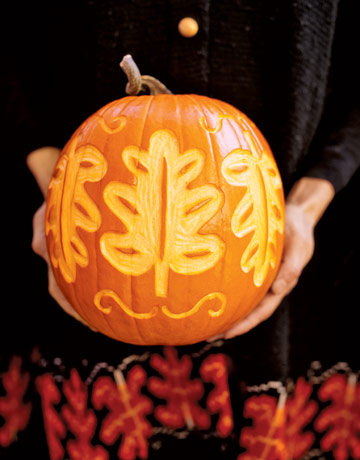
[[94, 289, 159, 319], [94, 290, 226, 320], [199, 114, 243, 134], [200, 114, 261, 159], [97, 115, 126, 134], [161, 292, 226, 319]]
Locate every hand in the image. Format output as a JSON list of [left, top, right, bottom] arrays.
[[27, 147, 96, 330], [208, 177, 335, 341], [32, 202, 95, 329]]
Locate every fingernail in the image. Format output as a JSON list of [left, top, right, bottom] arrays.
[[206, 334, 224, 343], [272, 279, 286, 295]]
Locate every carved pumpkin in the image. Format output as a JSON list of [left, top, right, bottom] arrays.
[[45, 57, 284, 345]]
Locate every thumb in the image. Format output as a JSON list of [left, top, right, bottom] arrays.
[[26, 147, 60, 197], [31, 202, 49, 263], [272, 232, 313, 296]]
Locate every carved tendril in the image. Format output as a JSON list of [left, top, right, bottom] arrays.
[[120, 54, 172, 96]]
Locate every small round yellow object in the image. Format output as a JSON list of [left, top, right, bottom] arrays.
[[178, 17, 199, 38]]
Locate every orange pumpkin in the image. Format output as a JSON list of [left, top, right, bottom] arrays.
[[45, 56, 285, 345]]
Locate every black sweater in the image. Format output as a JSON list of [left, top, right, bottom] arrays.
[[4, 0, 359, 193], [2, 0, 359, 381]]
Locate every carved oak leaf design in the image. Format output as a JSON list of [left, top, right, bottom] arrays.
[[221, 142, 284, 287], [101, 129, 225, 297], [46, 137, 108, 283]]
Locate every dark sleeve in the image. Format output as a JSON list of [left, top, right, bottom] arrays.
[[3, 2, 94, 160], [304, 0, 360, 193], [306, 108, 360, 193], [2, 3, 62, 159], [3, 62, 60, 159]]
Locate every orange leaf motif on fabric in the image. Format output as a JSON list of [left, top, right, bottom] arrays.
[[45, 136, 108, 283], [101, 129, 225, 298], [0, 357, 32, 447], [238, 393, 287, 460], [285, 377, 317, 459], [315, 374, 360, 460], [221, 132, 284, 287], [200, 354, 233, 437], [148, 347, 210, 430], [36, 373, 66, 460], [62, 369, 108, 460], [92, 366, 152, 460]]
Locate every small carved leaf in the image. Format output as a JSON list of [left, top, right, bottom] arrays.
[[46, 137, 108, 283], [222, 148, 283, 287]]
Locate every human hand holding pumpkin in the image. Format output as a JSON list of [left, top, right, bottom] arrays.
[[209, 177, 335, 341], [27, 147, 96, 330], [29, 147, 333, 342], [27, 147, 334, 341]]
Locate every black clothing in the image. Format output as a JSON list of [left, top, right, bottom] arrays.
[[4, 0, 360, 192], [2, 1, 359, 459]]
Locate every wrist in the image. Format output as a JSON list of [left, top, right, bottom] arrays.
[[286, 177, 335, 227]]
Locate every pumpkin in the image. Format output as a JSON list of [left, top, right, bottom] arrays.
[[45, 55, 285, 346]]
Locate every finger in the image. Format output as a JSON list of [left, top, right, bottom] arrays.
[[48, 267, 78, 318], [223, 281, 297, 339], [33, 204, 98, 333], [207, 269, 298, 342], [31, 203, 49, 262], [206, 333, 224, 343], [223, 296, 279, 338], [26, 147, 60, 197], [272, 235, 313, 296]]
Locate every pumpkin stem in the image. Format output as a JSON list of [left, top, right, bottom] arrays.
[[120, 55, 172, 96]]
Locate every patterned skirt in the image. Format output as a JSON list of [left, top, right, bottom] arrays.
[[1, 326, 359, 460]]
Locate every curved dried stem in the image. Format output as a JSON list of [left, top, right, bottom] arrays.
[[120, 54, 172, 96]]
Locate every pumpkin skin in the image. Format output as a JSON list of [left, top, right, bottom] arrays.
[[45, 94, 285, 346]]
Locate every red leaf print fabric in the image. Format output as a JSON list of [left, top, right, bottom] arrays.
[[285, 377, 318, 459], [148, 346, 210, 430], [92, 365, 152, 460], [0, 357, 32, 447], [36, 373, 66, 460], [200, 354, 233, 437], [62, 369, 108, 460], [238, 393, 287, 460], [315, 373, 360, 460]]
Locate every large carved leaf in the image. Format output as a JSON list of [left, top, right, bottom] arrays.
[[101, 129, 225, 297], [221, 139, 283, 287], [46, 137, 108, 283]]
